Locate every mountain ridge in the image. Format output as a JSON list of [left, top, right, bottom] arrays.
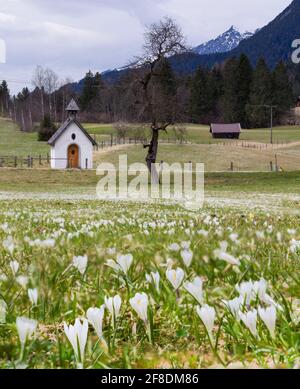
[[193, 26, 255, 55]]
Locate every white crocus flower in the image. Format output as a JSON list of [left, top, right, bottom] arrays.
[[72, 255, 88, 275], [214, 249, 240, 266], [181, 241, 191, 249], [105, 295, 122, 320], [252, 279, 268, 300], [16, 275, 29, 288], [224, 297, 244, 320], [10, 260, 19, 275], [16, 317, 38, 351], [290, 239, 300, 253], [168, 243, 180, 252], [166, 268, 185, 290], [64, 318, 88, 366], [87, 306, 106, 342], [130, 293, 149, 323], [236, 281, 254, 305], [239, 310, 258, 337], [107, 247, 116, 256], [184, 277, 203, 304], [181, 249, 193, 268], [0, 273, 8, 282], [3, 236, 15, 255], [196, 305, 216, 337], [146, 272, 160, 293], [116, 254, 133, 274], [0, 300, 7, 323], [105, 259, 120, 272], [28, 288, 38, 306], [258, 306, 277, 338]]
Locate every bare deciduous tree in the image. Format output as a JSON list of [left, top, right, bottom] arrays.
[[135, 17, 186, 183], [32, 65, 46, 118], [44, 68, 59, 121]]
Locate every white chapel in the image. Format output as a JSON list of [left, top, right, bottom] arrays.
[[48, 99, 97, 169]]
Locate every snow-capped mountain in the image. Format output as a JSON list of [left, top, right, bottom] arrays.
[[194, 26, 255, 55]]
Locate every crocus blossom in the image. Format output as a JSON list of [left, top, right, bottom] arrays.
[[166, 268, 185, 290], [105, 295, 122, 319], [239, 310, 258, 337], [72, 255, 88, 275], [258, 306, 277, 338], [28, 288, 38, 306], [87, 306, 106, 342], [64, 318, 88, 365], [130, 293, 149, 323], [181, 249, 193, 268], [196, 305, 216, 336], [16, 317, 38, 349], [184, 277, 203, 304], [146, 272, 160, 293]]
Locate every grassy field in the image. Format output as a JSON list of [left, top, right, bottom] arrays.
[[1, 118, 300, 172], [94, 143, 300, 172], [1, 168, 300, 193], [1, 116, 300, 369], [0, 119, 49, 157], [86, 123, 300, 144], [0, 198, 299, 369]]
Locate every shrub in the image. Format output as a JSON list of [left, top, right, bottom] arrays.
[[38, 115, 57, 142]]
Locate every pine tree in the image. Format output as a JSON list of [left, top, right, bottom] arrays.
[[236, 54, 253, 127], [222, 57, 239, 123], [272, 61, 294, 123], [38, 115, 57, 141], [153, 58, 177, 123], [156, 58, 177, 97], [0, 80, 10, 116], [190, 67, 210, 123], [79, 71, 104, 111], [247, 58, 273, 128], [222, 55, 252, 126]]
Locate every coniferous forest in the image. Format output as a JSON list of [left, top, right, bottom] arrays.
[[1, 53, 297, 132]]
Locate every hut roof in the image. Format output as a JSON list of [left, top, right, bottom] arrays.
[[210, 123, 241, 133]]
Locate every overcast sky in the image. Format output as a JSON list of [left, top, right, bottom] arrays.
[[0, 0, 293, 94]]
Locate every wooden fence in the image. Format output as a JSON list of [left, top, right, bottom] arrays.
[[93, 135, 189, 151]]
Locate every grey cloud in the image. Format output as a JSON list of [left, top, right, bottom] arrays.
[[0, 0, 292, 94]]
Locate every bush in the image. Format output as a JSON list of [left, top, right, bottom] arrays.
[[38, 115, 57, 142]]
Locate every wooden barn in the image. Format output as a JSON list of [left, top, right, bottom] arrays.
[[210, 123, 241, 139]]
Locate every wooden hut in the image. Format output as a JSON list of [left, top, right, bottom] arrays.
[[210, 123, 241, 139]]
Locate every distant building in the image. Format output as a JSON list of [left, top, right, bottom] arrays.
[[210, 123, 241, 139], [48, 99, 97, 169]]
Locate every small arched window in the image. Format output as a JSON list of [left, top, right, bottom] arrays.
[[72, 133, 76, 140]]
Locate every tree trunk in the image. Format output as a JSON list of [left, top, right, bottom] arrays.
[[146, 128, 160, 184], [40, 88, 45, 119]]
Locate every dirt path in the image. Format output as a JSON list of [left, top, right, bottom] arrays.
[[94, 144, 136, 158]]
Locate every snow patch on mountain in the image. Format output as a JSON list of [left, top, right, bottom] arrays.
[[194, 26, 256, 55]]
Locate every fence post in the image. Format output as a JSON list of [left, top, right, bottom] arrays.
[[14, 156, 17, 168], [27, 155, 30, 168], [270, 161, 273, 172], [39, 155, 42, 165], [231, 162, 234, 171], [47, 153, 50, 164], [86, 158, 88, 170], [110, 134, 113, 147], [275, 154, 278, 172]]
